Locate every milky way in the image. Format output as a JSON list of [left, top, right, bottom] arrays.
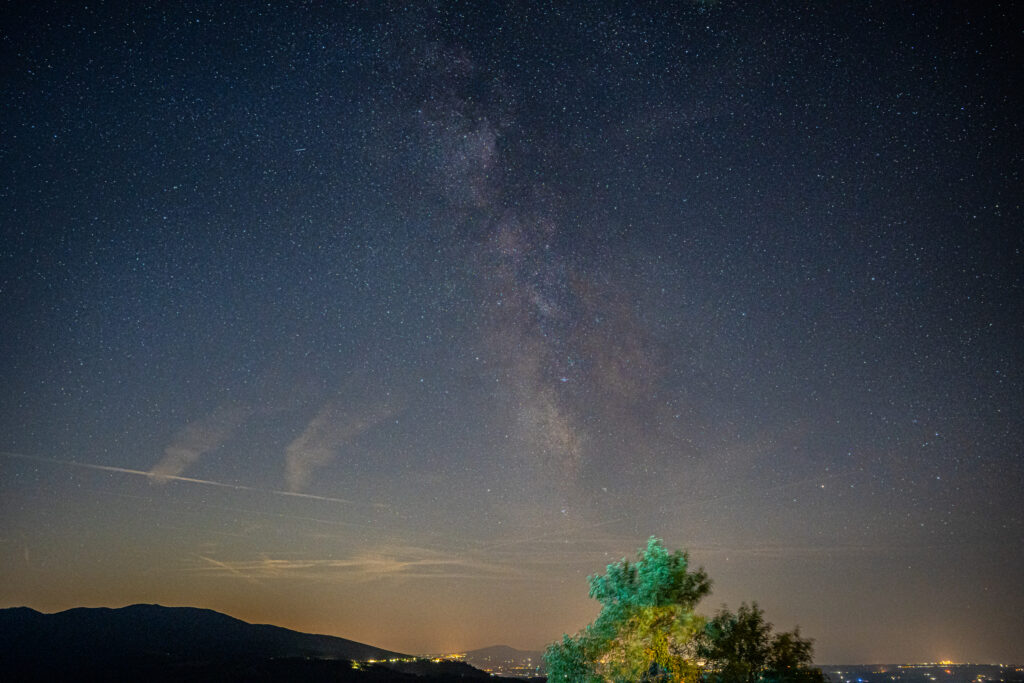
[[1, 1, 1021, 662]]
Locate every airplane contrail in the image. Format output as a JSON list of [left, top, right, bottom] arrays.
[[196, 555, 264, 585], [0, 450, 384, 508]]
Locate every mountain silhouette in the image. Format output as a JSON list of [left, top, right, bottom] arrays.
[[0, 604, 510, 681], [0, 603, 407, 663]]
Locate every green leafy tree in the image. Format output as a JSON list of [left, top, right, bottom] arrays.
[[546, 631, 604, 683], [544, 537, 712, 683], [700, 603, 772, 683], [765, 628, 824, 683], [546, 539, 824, 683], [699, 602, 823, 683]]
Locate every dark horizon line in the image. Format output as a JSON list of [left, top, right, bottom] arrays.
[[3, 603, 1020, 666]]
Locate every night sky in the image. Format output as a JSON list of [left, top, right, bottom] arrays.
[[2, 1, 1022, 664]]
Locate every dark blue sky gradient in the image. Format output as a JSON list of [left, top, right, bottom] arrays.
[[1, 1, 1021, 662]]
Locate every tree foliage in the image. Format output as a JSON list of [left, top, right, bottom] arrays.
[[699, 602, 823, 683], [545, 539, 824, 683], [545, 537, 711, 683], [700, 603, 772, 683]]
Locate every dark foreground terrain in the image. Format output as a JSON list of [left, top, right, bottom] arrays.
[[4, 605, 1018, 683], [2, 655, 498, 682], [823, 664, 1024, 683], [0, 604, 536, 682]]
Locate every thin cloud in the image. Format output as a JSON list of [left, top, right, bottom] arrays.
[[285, 401, 392, 492], [185, 544, 538, 584], [149, 404, 252, 482]]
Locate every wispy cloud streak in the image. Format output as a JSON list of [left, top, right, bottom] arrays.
[[185, 544, 537, 584], [149, 404, 252, 482], [285, 401, 392, 492]]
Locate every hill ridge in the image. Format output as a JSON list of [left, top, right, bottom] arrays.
[[0, 602, 408, 663]]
